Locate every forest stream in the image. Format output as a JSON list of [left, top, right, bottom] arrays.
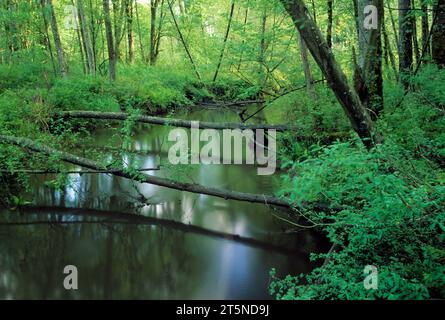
[[0, 106, 329, 300]]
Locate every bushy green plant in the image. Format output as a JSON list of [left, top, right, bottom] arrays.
[[271, 66, 445, 300]]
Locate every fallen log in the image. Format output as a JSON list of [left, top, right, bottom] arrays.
[[55, 111, 293, 132], [0, 135, 292, 209], [15, 205, 299, 255]]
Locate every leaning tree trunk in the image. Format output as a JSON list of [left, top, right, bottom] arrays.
[[355, 0, 384, 119], [103, 0, 116, 81], [167, 0, 201, 81], [213, 0, 235, 82], [399, 0, 414, 87], [47, 0, 67, 77], [432, 0, 445, 67], [279, 0, 382, 148]]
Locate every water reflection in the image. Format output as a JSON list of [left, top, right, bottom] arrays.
[[0, 108, 328, 299]]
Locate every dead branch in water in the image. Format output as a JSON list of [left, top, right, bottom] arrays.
[[55, 111, 293, 132]]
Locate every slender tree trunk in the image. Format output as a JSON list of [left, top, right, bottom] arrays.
[[237, 5, 249, 70], [412, 0, 420, 65], [112, 0, 126, 62], [126, 0, 134, 64], [103, 0, 116, 81], [77, 0, 96, 74], [421, 0, 430, 59], [167, 0, 201, 81], [299, 35, 314, 97], [327, 0, 333, 48], [311, 0, 318, 25], [432, 0, 445, 67], [47, 0, 67, 77], [213, 0, 235, 82], [258, 9, 268, 88], [387, 0, 400, 54], [355, 0, 384, 119], [74, 11, 87, 74], [134, 0, 146, 62], [88, 0, 98, 71], [150, 0, 159, 65], [399, 0, 414, 87], [39, 0, 57, 76], [383, 22, 399, 80], [280, 0, 382, 148], [352, 0, 360, 40], [154, 0, 165, 63]]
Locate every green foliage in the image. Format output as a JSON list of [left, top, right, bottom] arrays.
[[49, 75, 121, 112], [271, 67, 445, 300]]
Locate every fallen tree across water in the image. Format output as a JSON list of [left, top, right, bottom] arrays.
[[0, 135, 293, 209], [55, 111, 293, 132]]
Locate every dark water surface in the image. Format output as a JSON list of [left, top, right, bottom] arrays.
[[0, 108, 328, 299]]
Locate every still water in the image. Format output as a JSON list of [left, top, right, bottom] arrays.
[[0, 107, 328, 299]]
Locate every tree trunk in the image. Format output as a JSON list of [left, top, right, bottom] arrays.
[[213, 0, 235, 82], [77, 0, 96, 74], [355, 0, 384, 119], [327, 0, 333, 48], [237, 6, 249, 70], [279, 0, 382, 148], [150, 0, 159, 65], [47, 0, 67, 77], [383, 22, 399, 80], [39, 0, 57, 76], [421, 0, 430, 59], [167, 0, 201, 81], [432, 0, 445, 67], [56, 111, 293, 131], [412, 0, 420, 65], [103, 0, 116, 81], [299, 35, 314, 97], [399, 0, 414, 87], [154, 0, 165, 63], [126, 0, 134, 64], [112, 0, 126, 62], [134, 0, 146, 62], [387, 0, 400, 54], [88, 0, 98, 70], [258, 9, 268, 88]]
